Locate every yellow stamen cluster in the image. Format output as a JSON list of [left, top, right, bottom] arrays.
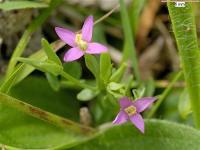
[[75, 33, 88, 51], [124, 105, 136, 116]]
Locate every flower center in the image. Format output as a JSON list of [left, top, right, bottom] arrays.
[[75, 33, 88, 51], [124, 105, 136, 116]]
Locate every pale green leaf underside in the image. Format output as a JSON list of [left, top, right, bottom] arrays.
[[70, 120, 200, 150], [0, 1, 48, 11]]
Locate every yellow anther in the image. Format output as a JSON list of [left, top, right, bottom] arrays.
[[75, 34, 88, 51], [124, 105, 136, 116]]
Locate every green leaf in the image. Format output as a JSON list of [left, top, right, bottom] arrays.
[[85, 54, 100, 88], [124, 75, 133, 96], [0, 41, 65, 96], [70, 120, 200, 150], [41, 38, 62, 66], [168, 3, 200, 127], [17, 57, 63, 76], [107, 82, 124, 91], [63, 62, 82, 79], [130, 0, 146, 35], [45, 73, 60, 91], [84, 54, 99, 78], [120, 0, 140, 81], [77, 89, 97, 101], [110, 63, 127, 82], [14, 41, 65, 85], [178, 88, 192, 119], [143, 79, 155, 97], [0, 77, 87, 149], [0, 1, 48, 11], [0, 65, 21, 93], [10, 76, 80, 121], [132, 87, 145, 99], [100, 53, 112, 85], [107, 82, 125, 98]]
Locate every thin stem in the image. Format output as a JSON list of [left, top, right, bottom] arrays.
[[120, 0, 141, 81], [0, 92, 96, 134], [60, 71, 96, 90], [147, 71, 183, 118], [94, 4, 119, 25]]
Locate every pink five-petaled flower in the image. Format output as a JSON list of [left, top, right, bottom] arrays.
[[55, 16, 108, 62], [113, 97, 156, 133]]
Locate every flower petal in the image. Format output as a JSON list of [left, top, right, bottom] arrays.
[[64, 47, 84, 62], [113, 111, 128, 124], [55, 27, 76, 47], [129, 113, 144, 133], [86, 43, 108, 54], [119, 97, 133, 108], [81, 16, 93, 42], [133, 97, 157, 113]]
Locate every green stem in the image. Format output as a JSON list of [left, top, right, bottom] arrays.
[[0, 92, 95, 134], [120, 0, 141, 81], [147, 71, 183, 118], [168, 2, 200, 128], [60, 71, 96, 90], [5, 0, 62, 80]]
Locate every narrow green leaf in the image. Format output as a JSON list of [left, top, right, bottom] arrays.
[[0, 40, 65, 94], [100, 53, 112, 85], [143, 79, 155, 97], [63, 62, 82, 79], [0, 1, 48, 11], [41, 38, 62, 66], [130, 0, 146, 35], [14, 40, 65, 84], [0, 66, 21, 93], [120, 0, 140, 81], [124, 75, 133, 96], [45, 73, 60, 91], [70, 120, 200, 150], [84, 54, 101, 89], [110, 63, 127, 82], [132, 87, 145, 99], [168, 2, 200, 127], [17, 57, 63, 76], [85, 55, 99, 78], [107, 82, 125, 98]]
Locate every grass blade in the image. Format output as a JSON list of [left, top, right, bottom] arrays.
[[120, 0, 140, 81], [168, 2, 200, 128], [0, 1, 48, 11]]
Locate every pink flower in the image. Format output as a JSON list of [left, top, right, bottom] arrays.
[[55, 16, 108, 62], [113, 97, 156, 133]]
